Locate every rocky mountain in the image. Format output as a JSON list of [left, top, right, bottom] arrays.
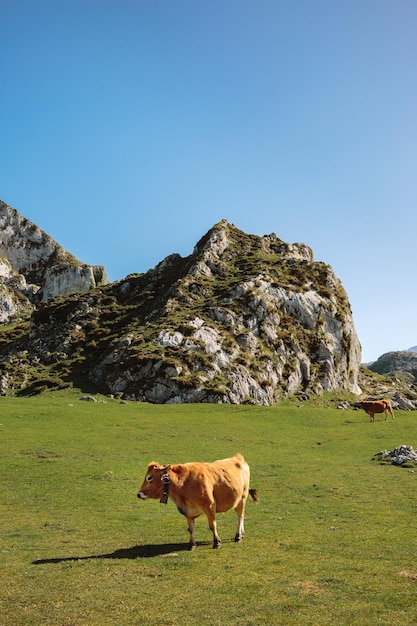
[[0, 217, 362, 403], [0, 200, 108, 323], [368, 351, 417, 385]]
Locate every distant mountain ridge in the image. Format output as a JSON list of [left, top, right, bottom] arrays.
[[0, 212, 362, 403], [368, 350, 417, 384]]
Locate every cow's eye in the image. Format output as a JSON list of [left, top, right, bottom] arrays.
[[146, 475, 153, 482]]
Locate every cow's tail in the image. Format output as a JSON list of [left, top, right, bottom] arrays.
[[249, 488, 259, 503]]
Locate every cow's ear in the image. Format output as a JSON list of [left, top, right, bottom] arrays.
[[161, 464, 171, 473]]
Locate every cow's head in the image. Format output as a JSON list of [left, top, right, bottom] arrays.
[[137, 462, 171, 500]]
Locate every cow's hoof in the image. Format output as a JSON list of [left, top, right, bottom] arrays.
[[234, 534, 243, 543], [212, 540, 221, 549], [188, 543, 196, 551]]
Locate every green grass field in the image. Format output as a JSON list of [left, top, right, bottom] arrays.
[[1, 390, 417, 625]]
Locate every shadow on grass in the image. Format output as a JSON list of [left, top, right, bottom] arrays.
[[31, 541, 212, 564]]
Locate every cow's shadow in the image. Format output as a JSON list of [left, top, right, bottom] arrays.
[[31, 541, 212, 564]]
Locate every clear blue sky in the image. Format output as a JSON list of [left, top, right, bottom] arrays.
[[1, 1, 416, 363]]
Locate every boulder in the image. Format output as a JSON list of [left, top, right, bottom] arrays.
[[372, 445, 417, 466]]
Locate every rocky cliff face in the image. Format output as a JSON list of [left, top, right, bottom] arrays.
[[0, 252, 35, 323], [0, 200, 108, 322], [0, 219, 362, 402]]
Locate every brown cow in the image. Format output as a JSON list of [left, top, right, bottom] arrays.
[[360, 399, 394, 422], [137, 453, 258, 550]]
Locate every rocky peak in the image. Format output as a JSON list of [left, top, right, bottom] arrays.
[[0, 200, 108, 322], [0, 219, 362, 403], [190, 220, 313, 277]]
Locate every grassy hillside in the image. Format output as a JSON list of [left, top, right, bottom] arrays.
[[1, 391, 417, 625]]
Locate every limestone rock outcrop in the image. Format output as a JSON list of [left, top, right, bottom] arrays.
[[0, 219, 362, 403], [372, 445, 417, 466], [0, 200, 108, 322], [0, 252, 35, 322]]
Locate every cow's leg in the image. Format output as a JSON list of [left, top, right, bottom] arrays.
[[206, 505, 221, 548], [186, 517, 197, 550], [234, 498, 246, 542], [370, 412, 374, 422], [385, 407, 394, 420]]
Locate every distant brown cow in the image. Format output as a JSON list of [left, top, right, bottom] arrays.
[[137, 453, 258, 550], [360, 399, 394, 422]]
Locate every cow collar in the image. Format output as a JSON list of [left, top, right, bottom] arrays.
[[160, 472, 170, 504]]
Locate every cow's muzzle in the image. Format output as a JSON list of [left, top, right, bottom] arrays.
[[137, 492, 147, 499]]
